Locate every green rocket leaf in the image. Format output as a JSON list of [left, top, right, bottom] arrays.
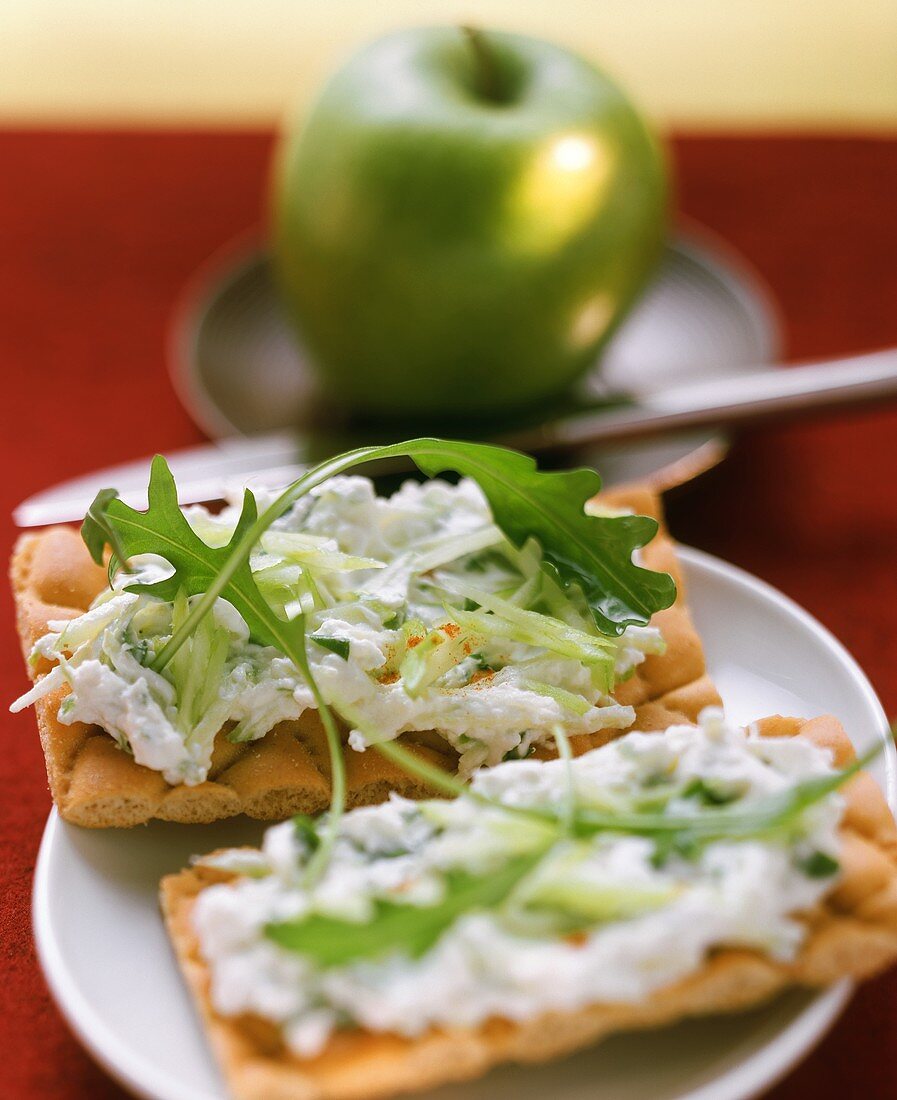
[[265, 853, 543, 966], [403, 441, 674, 635], [90, 456, 306, 662], [279, 439, 674, 635]]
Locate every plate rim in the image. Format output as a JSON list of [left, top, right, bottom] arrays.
[[166, 225, 783, 494], [32, 812, 217, 1100], [32, 544, 890, 1100]]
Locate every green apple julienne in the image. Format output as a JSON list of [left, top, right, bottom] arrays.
[[272, 26, 668, 418]]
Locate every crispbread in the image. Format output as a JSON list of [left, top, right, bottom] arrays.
[[160, 715, 897, 1100], [10, 487, 719, 827]]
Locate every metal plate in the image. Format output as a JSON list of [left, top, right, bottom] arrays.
[[169, 225, 781, 489]]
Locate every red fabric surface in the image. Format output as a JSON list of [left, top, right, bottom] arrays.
[[1, 131, 896, 1097]]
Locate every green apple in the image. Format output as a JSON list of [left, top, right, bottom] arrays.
[[272, 26, 668, 418]]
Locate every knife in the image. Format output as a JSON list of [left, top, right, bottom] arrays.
[[14, 347, 897, 528]]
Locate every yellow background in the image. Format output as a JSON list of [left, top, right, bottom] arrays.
[[2, 0, 896, 130]]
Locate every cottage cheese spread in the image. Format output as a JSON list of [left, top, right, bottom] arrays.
[[14, 476, 663, 784], [191, 710, 843, 1057]]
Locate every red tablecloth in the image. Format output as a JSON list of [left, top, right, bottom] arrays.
[[1, 132, 896, 1098]]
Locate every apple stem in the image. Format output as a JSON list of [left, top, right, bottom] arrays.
[[460, 26, 503, 103]]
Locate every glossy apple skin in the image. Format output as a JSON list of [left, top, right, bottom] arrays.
[[272, 27, 668, 417]]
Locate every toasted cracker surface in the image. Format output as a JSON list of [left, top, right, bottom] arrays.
[[10, 488, 719, 827], [160, 715, 897, 1100]]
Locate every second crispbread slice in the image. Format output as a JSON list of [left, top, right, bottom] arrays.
[[11, 486, 719, 827], [159, 714, 897, 1100]]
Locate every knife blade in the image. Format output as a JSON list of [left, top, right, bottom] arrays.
[[14, 348, 897, 528]]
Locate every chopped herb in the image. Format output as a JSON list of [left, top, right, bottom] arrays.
[[681, 778, 739, 806], [127, 637, 153, 666], [464, 548, 511, 574], [509, 747, 537, 761], [798, 851, 840, 878], [469, 652, 493, 671], [293, 815, 321, 852], [309, 634, 351, 660]]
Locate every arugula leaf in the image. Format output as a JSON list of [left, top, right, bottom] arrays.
[[82, 487, 129, 578], [265, 853, 542, 965], [90, 457, 304, 662], [401, 441, 675, 636], [569, 748, 875, 846], [83, 455, 347, 880], [290, 439, 675, 634]]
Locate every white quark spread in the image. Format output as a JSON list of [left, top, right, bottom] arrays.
[[190, 710, 845, 1057], [13, 476, 663, 785]]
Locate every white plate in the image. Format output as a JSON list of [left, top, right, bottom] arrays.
[[33, 547, 894, 1100]]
